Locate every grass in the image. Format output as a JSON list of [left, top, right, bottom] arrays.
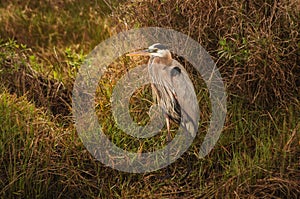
[[0, 89, 61, 197], [114, 0, 300, 108], [0, 0, 299, 198]]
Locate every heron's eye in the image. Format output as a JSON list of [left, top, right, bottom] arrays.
[[150, 48, 158, 53]]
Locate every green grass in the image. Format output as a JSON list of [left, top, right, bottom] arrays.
[[0, 89, 57, 197], [0, 0, 299, 198]]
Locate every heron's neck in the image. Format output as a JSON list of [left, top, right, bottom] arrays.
[[151, 53, 173, 66]]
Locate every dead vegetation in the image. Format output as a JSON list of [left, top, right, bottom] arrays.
[[0, 0, 299, 198], [113, 0, 300, 108], [0, 40, 72, 118]]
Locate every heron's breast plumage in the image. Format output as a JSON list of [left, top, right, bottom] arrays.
[[148, 57, 181, 123]]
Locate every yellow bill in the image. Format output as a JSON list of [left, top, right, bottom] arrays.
[[126, 49, 150, 57]]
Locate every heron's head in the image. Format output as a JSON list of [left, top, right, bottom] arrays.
[[126, 43, 171, 58]]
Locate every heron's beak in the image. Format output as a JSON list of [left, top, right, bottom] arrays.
[[126, 49, 150, 57]]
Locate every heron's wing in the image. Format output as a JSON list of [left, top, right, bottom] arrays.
[[158, 60, 200, 137]]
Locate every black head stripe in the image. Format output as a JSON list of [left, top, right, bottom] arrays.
[[152, 43, 168, 50]]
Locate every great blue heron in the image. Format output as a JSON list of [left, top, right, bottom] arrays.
[[126, 43, 199, 144]]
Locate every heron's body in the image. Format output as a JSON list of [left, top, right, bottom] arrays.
[[148, 56, 181, 124], [127, 43, 198, 141]]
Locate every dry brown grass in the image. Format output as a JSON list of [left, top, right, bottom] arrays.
[[0, 40, 72, 118], [113, 0, 300, 108], [0, 0, 299, 198]]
